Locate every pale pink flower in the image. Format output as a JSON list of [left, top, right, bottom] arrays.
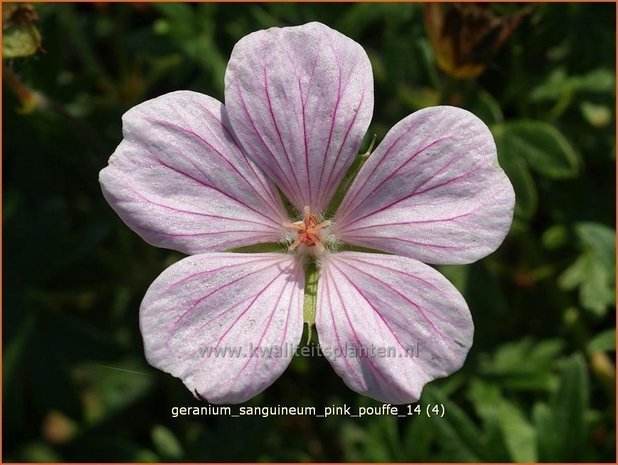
[[100, 22, 514, 404]]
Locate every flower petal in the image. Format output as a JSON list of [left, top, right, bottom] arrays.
[[99, 91, 288, 254], [316, 252, 472, 404], [141, 253, 304, 404], [225, 22, 374, 213], [334, 106, 515, 264]]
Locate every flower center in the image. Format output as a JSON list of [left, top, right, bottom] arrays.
[[284, 206, 331, 254]]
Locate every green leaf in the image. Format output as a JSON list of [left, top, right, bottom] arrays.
[[151, 3, 227, 92], [467, 378, 502, 420], [3, 23, 42, 58], [494, 129, 538, 220], [152, 425, 183, 460], [466, 380, 510, 461], [479, 338, 563, 391], [17, 442, 62, 462], [575, 222, 616, 268], [542, 224, 569, 250], [559, 223, 615, 316], [572, 69, 616, 94], [530, 68, 570, 102], [365, 416, 404, 461], [552, 354, 590, 461], [463, 89, 504, 125], [579, 255, 614, 316], [587, 328, 616, 352], [558, 254, 587, 290], [533, 354, 591, 462], [436, 264, 469, 294], [3, 313, 35, 393], [422, 387, 484, 461], [531, 68, 615, 102], [580, 101, 612, 128], [497, 399, 537, 462], [501, 120, 580, 179], [340, 418, 402, 462], [402, 416, 434, 460], [533, 402, 562, 461], [78, 360, 154, 425]]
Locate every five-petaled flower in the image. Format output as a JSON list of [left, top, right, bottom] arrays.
[[100, 22, 514, 404]]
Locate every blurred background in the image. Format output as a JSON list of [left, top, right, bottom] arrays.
[[3, 2, 616, 462]]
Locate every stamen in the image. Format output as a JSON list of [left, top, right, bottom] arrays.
[[283, 206, 330, 254]]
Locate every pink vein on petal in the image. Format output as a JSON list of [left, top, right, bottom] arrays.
[[335, 123, 420, 219], [147, 146, 281, 227], [168, 258, 287, 332], [338, 136, 453, 224], [137, 226, 276, 240], [226, 261, 301, 384], [319, 83, 366, 209], [321, 266, 366, 388], [195, 101, 283, 211], [339, 206, 483, 234], [342, 163, 480, 227], [153, 114, 282, 220], [330, 262, 421, 359], [335, 255, 447, 297], [119, 182, 274, 229], [341, 235, 460, 250], [314, 38, 344, 208], [164, 255, 277, 293], [210, 265, 290, 350], [234, 83, 299, 205], [316, 49, 367, 209], [327, 266, 399, 389], [262, 65, 306, 205], [330, 260, 451, 344]]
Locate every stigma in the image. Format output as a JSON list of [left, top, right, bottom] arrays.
[[284, 206, 331, 255]]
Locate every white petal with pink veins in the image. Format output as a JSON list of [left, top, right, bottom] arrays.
[[99, 91, 288, 254], [334, 106, 515, 265], [225, 22, 373, 212], [316, 252, 473, 404], [140, 253, 304, 404]]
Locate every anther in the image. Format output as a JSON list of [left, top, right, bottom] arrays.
[[283, 206, 330, 253]]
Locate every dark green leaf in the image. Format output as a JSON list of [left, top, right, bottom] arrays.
[[152, 425, 183, 460], [496, 399, 537, 462], [495, 128, 538, 219], [422, 387, 484, 461], [501, 120, 580, 178], [551, 354, 590, 461], [587, 328, 616, 352]]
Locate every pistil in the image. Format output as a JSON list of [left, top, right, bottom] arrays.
[[284, 206, 331, 254]]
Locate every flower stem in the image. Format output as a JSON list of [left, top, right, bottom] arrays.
[[303, 260, 319, 340]]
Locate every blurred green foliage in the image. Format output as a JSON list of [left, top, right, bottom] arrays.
[[3, 3, 615, 462]]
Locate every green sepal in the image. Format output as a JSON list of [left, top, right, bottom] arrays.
[[324, 134, 377, 217], [277, 186, 300, 219]]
